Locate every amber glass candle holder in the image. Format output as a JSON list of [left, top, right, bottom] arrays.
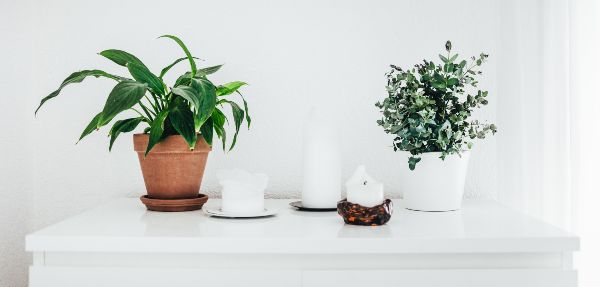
[[337, 199, 393, 226]]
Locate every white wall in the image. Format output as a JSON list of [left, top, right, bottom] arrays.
[[0, 1, 33, 286], [569, 0, 600, 285], [3, 0, 517, 285], [29, 0, 501, 229]]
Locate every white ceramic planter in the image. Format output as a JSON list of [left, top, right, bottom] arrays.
[[400, 151, 470, 211]]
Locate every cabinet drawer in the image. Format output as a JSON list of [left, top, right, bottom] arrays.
[[30, 266, 301, 287], [302, 269, 576, 287]]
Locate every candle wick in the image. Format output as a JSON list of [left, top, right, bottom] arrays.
[[363, 180, 367, 185]]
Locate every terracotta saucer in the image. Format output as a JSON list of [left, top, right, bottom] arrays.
[[140, 194, 208, 212]]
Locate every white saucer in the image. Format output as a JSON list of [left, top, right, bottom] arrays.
[[203, 207, 279, 218]]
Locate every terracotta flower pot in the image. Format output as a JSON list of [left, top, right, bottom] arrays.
[[133, 134, 211, 202]]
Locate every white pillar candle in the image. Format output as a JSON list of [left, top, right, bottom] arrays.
[[302, 108, 341, 208], [346, 165, 384, 207], [217, 169, 268, 213]]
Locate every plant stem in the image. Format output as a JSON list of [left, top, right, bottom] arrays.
[[130, 108, 147, 120], [157, 94, 164, 110], [149, 93, 163, 111], [462, 61, 478, 78], [144, 95, 158, 112], [138, 102, 155, 121], [165, 92, 173, 104]]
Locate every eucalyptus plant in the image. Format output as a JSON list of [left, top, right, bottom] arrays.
[[36, 35, 250, 155], [376, 41, 497, 170]]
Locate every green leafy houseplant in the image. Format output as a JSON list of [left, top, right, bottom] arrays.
[[376, 41, 497, 170], [36, 35, 250, 155]]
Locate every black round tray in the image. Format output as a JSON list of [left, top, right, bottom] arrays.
[[289, 201, 337, 212]]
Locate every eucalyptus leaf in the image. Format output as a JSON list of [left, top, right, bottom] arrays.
[[408, 156, 421, 171], [377, 41, 496, 169], [447, 78, 459, 86]]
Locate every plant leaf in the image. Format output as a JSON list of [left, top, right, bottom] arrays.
[[145, 110, 169, 156], [171, 86, 200, 113], [78, 112, 103, 142], [212, 108, 227, 151], [159, 35, 197, 78], [159, 57, 199, 79], [408, 156, 422, 170], [199, 117, 213, 146], [196, 65, 223, 77], [216, 81, 247, 96], [169, 97, 197, 149], [127, 62, 164, 95], [174, 66, 223, 86], [98, 81, 148, 127], [447, 78, 459, 86], [443, 62, 454, 73], [36, 70, 121, 114], [220, 100, 244, 151], [237, 91, 251, 128], [109, 117, 144, 151], [191, 78, 217, 131], [99, 49, 146, 68], [174, 72, 192, 87]]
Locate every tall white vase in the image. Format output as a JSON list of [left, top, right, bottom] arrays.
[[301, 108, 341, 208], [400, 151, 470, 211]]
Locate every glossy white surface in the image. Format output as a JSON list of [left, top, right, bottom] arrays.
[[203, 207, 279, 218], [26, 199, 578, 254]]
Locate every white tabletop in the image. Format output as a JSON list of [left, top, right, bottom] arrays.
[[26, 199, 578, 254]]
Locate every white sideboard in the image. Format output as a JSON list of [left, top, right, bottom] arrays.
[[26, 199, 579, 287]]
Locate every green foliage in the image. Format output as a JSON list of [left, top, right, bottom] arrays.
[[35, 70, 121, 114], [109, 117, 144, 151], [376, 41, 497, 170], [37, 35, 251, 154]]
